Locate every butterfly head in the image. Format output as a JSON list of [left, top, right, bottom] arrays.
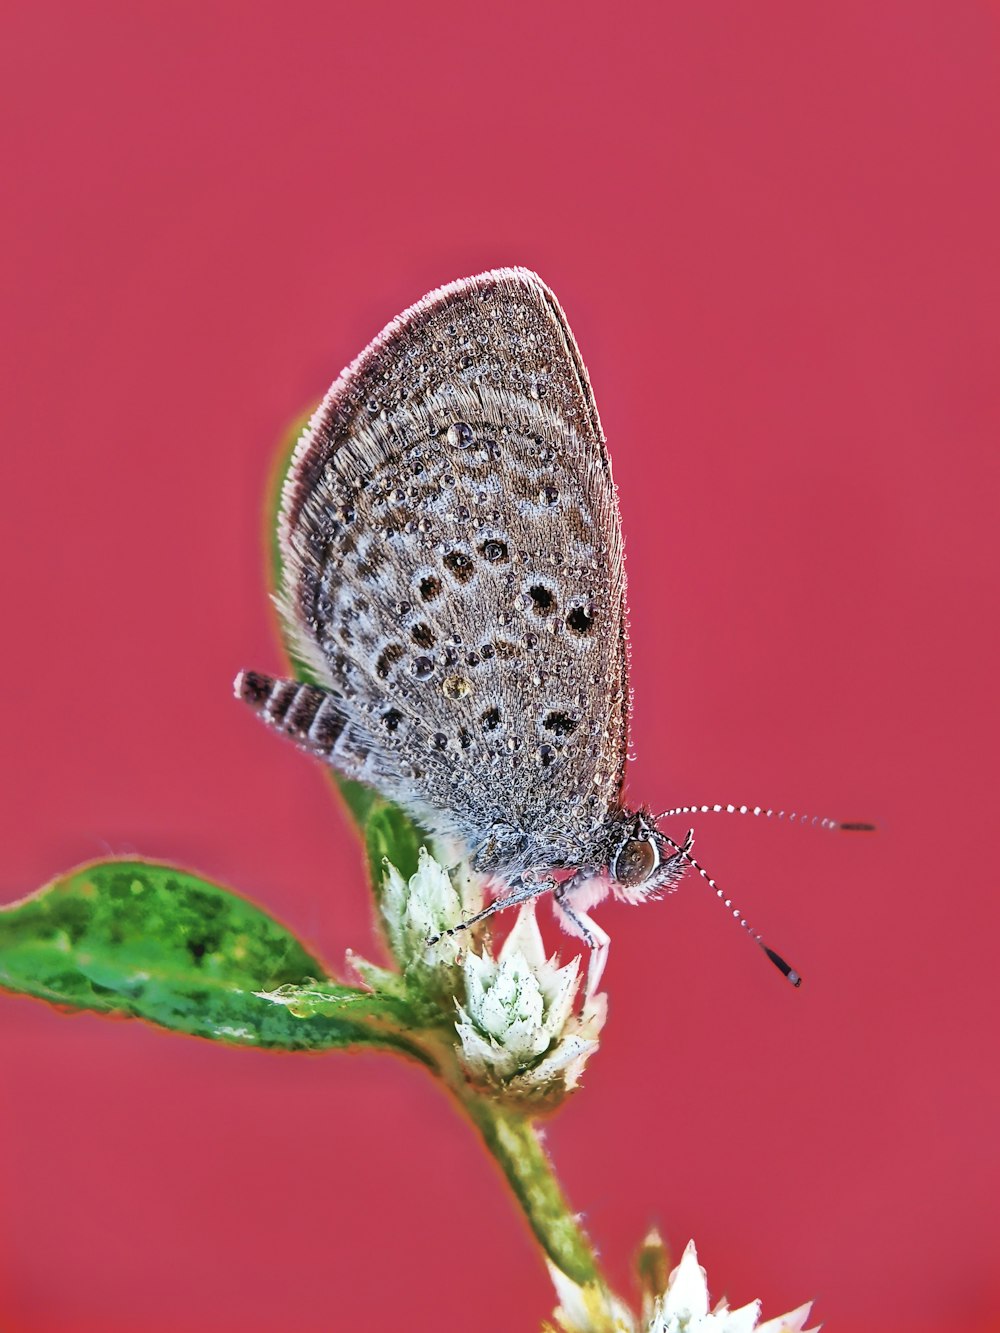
[[608, 808, 688, 899]]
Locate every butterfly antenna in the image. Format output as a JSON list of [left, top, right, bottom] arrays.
[[658, 830, 803, 987], [657, 803, 875, 833]]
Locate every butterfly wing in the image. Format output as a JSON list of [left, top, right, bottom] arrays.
[[276, 268, 630, 874]]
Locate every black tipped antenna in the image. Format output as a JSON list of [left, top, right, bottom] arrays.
[[657, 830, 803, 987], [656, 802, 876, 834], [762, 946, 801, 987]]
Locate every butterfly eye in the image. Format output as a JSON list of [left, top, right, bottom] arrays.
[[611, 837, 659, 887]]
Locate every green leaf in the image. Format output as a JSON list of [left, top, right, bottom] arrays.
[[265, 410, 427, 855], [336, 777, 382, 831], [365, 801, 424, 892], [0, 860, 424, 1056]]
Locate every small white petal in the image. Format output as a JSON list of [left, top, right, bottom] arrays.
[[379, 861, 409, 957], [542, 953, 583, 1033], [462, 948, 497, 1008], [511, 1033, 600, 1093], [548, 1261, 595, 1331], [499, 896, 549, 972], [546, 1262, 638, 1333], [662, 1240, 710, 1321], [756, 1303, 817, 1333], [723, 1299, 763, 1333], [454, 1007, 509, 1076]]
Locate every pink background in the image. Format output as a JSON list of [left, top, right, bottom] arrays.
[[2, 4, 998, 1330]]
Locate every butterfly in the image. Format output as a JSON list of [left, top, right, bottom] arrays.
[[237, 269, 869, 990]]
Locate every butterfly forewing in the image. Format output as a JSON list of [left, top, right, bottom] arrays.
[[278, 268, 630, 873]]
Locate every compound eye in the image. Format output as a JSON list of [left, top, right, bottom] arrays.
[[612, 837, 658, 887]]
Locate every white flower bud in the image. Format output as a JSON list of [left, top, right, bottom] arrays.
[[455, 901, 606, 1103], [379, 845, 483, 976]]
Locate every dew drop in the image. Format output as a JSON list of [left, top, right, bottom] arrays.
[[540, 485, 559, 506], [447, 421, 473, 448], [411, 656, 434, 680], [481, 539, 508, 563], [442, 675, 472, 700]]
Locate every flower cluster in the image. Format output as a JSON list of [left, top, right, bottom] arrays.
[[454, 899, 606, 1105], [371, 848, 606, 1104], [348, 844, 486, 1007], [379, 844, 482, 971], [549, 1238, 817, 1333]]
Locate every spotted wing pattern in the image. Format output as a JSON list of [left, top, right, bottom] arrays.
[[276, 269, 630, 876]]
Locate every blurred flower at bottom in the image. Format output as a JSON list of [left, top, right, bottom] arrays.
[[548, 1237, 817, 1333]]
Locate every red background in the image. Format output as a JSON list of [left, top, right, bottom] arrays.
[[2, 4, 998, 1331]]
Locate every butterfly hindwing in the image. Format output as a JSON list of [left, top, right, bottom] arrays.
[[271, 269, 631, 872]]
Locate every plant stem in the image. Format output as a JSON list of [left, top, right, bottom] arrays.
[[459, 1091, 599, 1286], [415, 1032, 601, 1286], [416, 1029, 602, 1279]]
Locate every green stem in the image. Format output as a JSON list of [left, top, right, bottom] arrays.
[[460, 1092, 599, 1286], [409, 1031, 602, 1290]]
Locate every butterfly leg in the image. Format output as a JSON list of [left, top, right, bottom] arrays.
[[426, 874, 556, 946], [553, 873, 611, 1000]]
